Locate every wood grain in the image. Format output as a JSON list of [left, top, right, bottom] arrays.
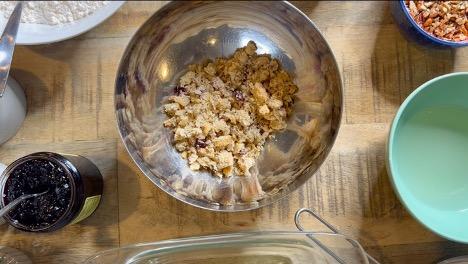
[[0, 1, 467, 263]]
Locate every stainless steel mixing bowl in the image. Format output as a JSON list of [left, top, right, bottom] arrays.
[[115, 1, 343, 211]]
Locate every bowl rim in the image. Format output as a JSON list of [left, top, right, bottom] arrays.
[[398, 0, 468, 47], [10, 1, 125, 45], [387, 72, 468, 243], [114, 1, 344, 212]]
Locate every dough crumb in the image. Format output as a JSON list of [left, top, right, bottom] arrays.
[[163, 41, 298, 177]]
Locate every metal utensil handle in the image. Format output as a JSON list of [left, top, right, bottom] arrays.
[[0, 2, 23, 97], [0, 189, 49, 220], [295, 208, 346, 263], [0, 192, 38, 218], [0, 195, 28, 218], [294, 208, 380, 264]]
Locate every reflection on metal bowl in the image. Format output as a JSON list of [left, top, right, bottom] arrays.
[[115, 1, 343, 211]]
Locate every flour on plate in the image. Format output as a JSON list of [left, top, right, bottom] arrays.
[[0, 1, 109, 25]]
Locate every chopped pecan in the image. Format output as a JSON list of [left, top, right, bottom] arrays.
[[406, 1, 468, 42]]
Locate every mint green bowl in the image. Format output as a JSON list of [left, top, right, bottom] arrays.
[[388, 72, 468, 243]]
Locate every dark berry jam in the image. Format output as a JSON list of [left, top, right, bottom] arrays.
[[174, 86, 186, 95], [233, 90, 245, 101], [195, 138, 207, 148], [1, 152, 103, 232], [4, 159, 72, 230]]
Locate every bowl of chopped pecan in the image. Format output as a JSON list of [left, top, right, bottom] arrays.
[[391, 1, 468, 47], [115, 2, 343, 211]]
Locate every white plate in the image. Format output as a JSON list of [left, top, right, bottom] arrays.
[[0, 1, 125, 45]]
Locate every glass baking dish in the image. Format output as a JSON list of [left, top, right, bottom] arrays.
[[85, 232, 368, 264], [84, 209, 379, 264]]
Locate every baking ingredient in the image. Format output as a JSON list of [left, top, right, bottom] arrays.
[[406, 0, 468, 42], [394, 106, 468, 210], [3, 159, 71, 230], [163, 41, 298, 177], [0, 1, 109, 25]]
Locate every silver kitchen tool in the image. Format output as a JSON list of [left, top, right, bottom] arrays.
[[116, 1, 342, 211], [295, 208, 380, 264], [0, 1, 22, 97], [0, 189, 49, 219]]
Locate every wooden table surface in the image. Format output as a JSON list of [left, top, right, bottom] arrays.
[[1, 1, 467, 263]]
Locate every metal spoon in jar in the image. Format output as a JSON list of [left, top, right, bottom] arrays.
[[0, 189, 49, 219], [0, 1, 23, 97]]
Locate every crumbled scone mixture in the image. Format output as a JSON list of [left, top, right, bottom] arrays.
[[163, 41, 298, 177], [406, 1, 468, 42]]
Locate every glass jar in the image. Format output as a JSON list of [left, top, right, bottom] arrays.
[[0, 152, 103, 232]]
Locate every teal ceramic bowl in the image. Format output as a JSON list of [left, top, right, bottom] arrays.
[[388, 72, 468, 243]]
